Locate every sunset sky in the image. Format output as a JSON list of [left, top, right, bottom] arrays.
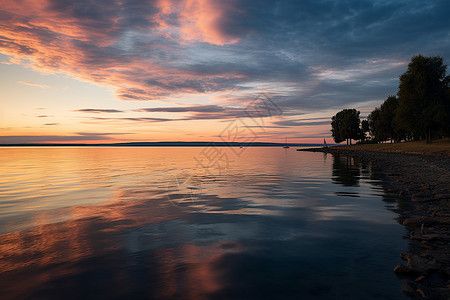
[[1, 0, 449, 144]]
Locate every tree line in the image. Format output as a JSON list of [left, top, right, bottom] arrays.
[[331, 55, 450, 144]]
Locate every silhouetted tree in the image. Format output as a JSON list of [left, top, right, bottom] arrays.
[[331, 109, 361, 145], [379, 95, 400, 142], [367, 107, 381, 140], [361, 120, 369, 141], [361, 119, 369, 133], [396, 55, 450, 143], [441, 87, 450, 136], [367, 96, 400, 142]]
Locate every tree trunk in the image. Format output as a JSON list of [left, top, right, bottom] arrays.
[[346, 139, 349, 145], [426, 131, 432, 144]]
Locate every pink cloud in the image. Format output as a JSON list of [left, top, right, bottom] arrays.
[[18, 81, 50, 88], [158, 0, 243, 45], [0, 0, 245, 101]]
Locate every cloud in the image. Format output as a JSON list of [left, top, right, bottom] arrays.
[[272, 120, 330, 127], [18, 81, 50, 88], [136, 103, 282, 121], [0, 132, 134, 144], [158, 0, 245, 45], [0, 134, 112, 144], [84, 105, 282, 123], [88, 117, 173, 123], [44, 123, 59, 126], [136, 105, 225, 113], [136, 105, 226, 113], [0, 0, 449, 112], [75, 109, 124, 113], [75, 132, 133, 136]]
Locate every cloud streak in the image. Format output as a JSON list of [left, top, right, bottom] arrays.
[[272, 120, 330, 127], [0, 134, 111, 144], [136, 105, 225, 113], [75, 109, 124, 113], [137, 103, 282, 121], [18, 81, 50, 88], [0, 132, 134, 144]]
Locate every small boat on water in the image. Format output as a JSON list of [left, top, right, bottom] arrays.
[[283, 137, 289, 148]]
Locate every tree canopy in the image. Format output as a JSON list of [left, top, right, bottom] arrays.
[[395, 55, 449, 143], [367, 95, 399, 142], [331, 109, 361, 145], [330, 55, 449, 144]]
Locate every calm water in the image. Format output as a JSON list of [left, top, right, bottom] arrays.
[[0, 147, 408, 299]]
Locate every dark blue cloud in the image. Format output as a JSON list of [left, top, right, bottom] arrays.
[[139, 104, 282, 120], [273, 120, 330, 127]]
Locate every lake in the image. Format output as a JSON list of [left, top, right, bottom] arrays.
[[0, 147, 408, 299]]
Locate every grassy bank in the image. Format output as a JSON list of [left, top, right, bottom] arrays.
[[332, 138, 450, 156]]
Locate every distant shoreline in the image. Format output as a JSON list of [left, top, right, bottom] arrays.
[[0, 142, 324, 147], [301, 143, 450, 299]]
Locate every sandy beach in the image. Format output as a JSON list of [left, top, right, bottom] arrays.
[[300, 145, 450, 299]]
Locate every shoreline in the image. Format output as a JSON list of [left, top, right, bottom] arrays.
[[300, 146, 450, 299]]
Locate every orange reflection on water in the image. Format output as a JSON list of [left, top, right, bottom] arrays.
[[0, 184, 241, 299], [149, 243, 231, 299], [0, 147, 408, 299]]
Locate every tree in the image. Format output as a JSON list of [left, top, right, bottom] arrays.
[[361, 119, 369, 133], [367, 107, 381, 140], [367, 96, 406, 143], [331, 109, 361, 145], [440, 87, 450, 136], [379, 95, 399, 142], [396, 55, 450, 143], [361, 120, 369, 141]]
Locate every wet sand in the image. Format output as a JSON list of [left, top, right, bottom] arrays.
[[299, 147, 450, 299]]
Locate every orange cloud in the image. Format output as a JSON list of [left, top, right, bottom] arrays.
[[158, 0, 243, 45], [18, 81, 50, 88], [0, 0, 245, 101]]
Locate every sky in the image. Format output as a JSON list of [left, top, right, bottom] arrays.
[[0, 0, 449, 144]]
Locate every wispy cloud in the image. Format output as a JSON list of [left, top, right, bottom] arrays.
[[75, 132, 134, 136], [18, 81, 50, 88], [0, 133, 115, 144], [137, 104, 282, 120], [272, 120, 330, 127], [136, 105, 225, 113], [0, 132, 134, 144], [74, 109, 125, 113], [88, 117, 173, 123]]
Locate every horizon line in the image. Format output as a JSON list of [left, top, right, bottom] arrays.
[[0, 141, 327, 147]]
